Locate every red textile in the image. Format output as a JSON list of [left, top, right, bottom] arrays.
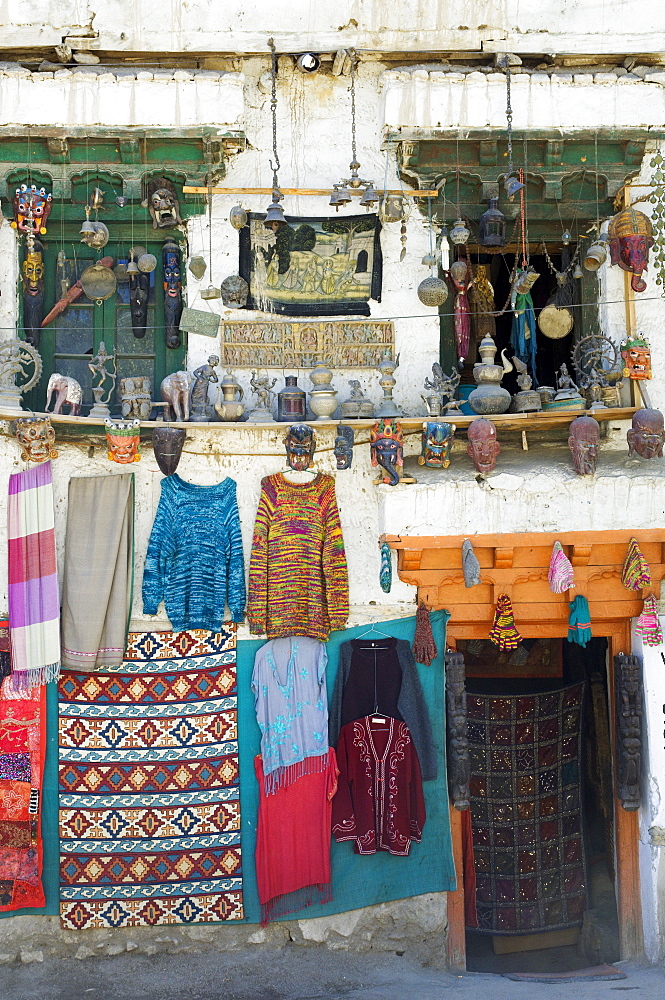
[[0, 686, 45, 911], [255, 748, 338, 925], [332, 716, 426, 856]]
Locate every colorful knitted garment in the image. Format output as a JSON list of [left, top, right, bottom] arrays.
[[621, 537, 651, 591], [489, 595, 522, 651], [248, 474, 348, 641], [567, 595, 592, 648], [379, 542, 392, 594], [635, 596, 663, 646], [548, 541, 574, 594], [142, 475, 246, 629]]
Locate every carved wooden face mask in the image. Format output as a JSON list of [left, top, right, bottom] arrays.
[[105, 419, 141, 463], [12, 184, 52, 236], [284, 424, 316, 471], [152, 426, 186, 476], [419, 421, 456, 469], [14, 416, 57, 463]]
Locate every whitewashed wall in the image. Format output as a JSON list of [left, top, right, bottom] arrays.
[[0, 0, 661, 54]]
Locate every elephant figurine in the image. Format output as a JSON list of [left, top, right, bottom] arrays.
[[45, 373, 82, 415], [160, 370, 192, 422]]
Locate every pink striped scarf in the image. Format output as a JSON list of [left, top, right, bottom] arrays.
[[7, 461, 60, 690]]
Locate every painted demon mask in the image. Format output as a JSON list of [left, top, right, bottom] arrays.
[[627, 408, 665, 460], [568, 415, 600, 476], [148, 180, 182, 229], [105, 419, 141, 464], [14, 416, 57, 463], [12, 184, 52, 236], [284, 423, 316, 471], [466, 417, 499, 474], [370, 418, 404, 486], [621, 335, 651, 380], [419, 421, 456, 469], [608, 207, 654, 293]]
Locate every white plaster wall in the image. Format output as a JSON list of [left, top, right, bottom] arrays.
[[634, 622, 665, 963], [383, 68, 665, 130], [0, 68, 244, 127], [0, 0, 662, 54]]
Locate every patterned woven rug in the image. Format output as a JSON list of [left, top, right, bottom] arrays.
[[467, 682, 587, 935], [58, 626, 243, 929], [0, 684, 45, 911]]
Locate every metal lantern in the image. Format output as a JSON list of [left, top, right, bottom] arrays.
[[418, 275, 449, 308], [478, 197, 506, 247], [450, 217, 470, 246], [378, 194, 404, 224]]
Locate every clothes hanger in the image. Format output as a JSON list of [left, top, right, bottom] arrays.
[[280, 466, 317, 483]]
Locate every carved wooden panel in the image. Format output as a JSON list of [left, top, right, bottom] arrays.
[[221, 319, 394, 368]]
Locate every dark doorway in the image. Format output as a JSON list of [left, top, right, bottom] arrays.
[[458, 636, 619, 975]]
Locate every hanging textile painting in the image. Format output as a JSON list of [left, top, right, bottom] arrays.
[[58, 626, 243, 929], [466, 682, 587, 935], [0, 684, 45, 911], [239, 213, 382, 316]]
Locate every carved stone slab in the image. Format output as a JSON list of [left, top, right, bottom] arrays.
[[221, 319, 394, 368]]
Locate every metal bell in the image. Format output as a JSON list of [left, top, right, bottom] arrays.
[[335, 184, 352, 205], [126, 251, 139, 275], [359, 184, 378, 207], [264, 188, 286, 229], [503, 174, 524, 201], [79, 206, 95, 237]]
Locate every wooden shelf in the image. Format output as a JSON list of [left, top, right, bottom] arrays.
[[0, 406, 638, 434]]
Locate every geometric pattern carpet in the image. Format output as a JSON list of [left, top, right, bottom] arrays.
[[58, 626, 243, 928], [467, 682, 587, 935]]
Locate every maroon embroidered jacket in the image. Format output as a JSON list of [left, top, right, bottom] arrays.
[[332, 716, 426, 856]]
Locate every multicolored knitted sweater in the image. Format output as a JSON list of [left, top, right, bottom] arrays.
[[142, 474, 246, 629], [247, 473, 348, 641]]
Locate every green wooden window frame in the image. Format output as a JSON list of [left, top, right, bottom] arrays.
[[22, 238, 187, 414]]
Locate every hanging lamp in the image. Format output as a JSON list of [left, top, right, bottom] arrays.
[[499, 56, 524, 202], [264, 38, 287, 231], [329, 52, 378, 210]]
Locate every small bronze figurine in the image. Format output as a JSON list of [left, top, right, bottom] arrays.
[[568, 415, 600, 475], [88, 341, 117, 419], [334, 424, 354, 470], [0, 338, 42, 413], [370, 418, 416, 486], [285, 424, 316, 472], [466, 417, 500, 474], [152, 426, 186, 476], [419, 421, 456, 469], [13, 415, 57, 463], [627, 408, 665, 459], [189, 355, 219, 422]]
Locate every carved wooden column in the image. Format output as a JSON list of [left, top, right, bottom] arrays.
[[445, 650, 470, 811], [614, 652, 643, 811]]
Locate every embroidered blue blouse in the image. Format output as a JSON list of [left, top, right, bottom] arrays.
[[251, 636, 329, 791]]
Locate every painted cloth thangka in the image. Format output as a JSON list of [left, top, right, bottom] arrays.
[[0, 684, 45, 911], [466, 683, 587, 935], [58, 627, 243, 929], [239, 213, 382, 316]]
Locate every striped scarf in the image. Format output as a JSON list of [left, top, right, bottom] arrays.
[[7, 461, 60, 690], [489, 595, 522, 651]]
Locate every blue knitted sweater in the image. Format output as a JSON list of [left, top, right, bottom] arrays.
[[142, 474, 246, 629]]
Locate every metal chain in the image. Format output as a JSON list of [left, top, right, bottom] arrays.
[[504, 62, 513, 175], [350, 54, 357, 164], [268, 38, 280, 179], [540, 239, 581, 278]]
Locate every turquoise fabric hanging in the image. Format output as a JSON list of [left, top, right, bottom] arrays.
[[511, 291, 538, 384], [238, 610, 456, 922]]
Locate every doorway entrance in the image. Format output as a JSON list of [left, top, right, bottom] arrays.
[[458, 635, 619, 975]]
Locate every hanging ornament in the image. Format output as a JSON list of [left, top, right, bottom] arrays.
[[548, 541, 575, 594], [635, 596, 663, 646], [188, 255, 207, 279], [229, 205, 248, 230], [449, 218, 470, 246], [379, 542, 392, 593], [478, 197, 506, 247], [328, 55, 378, 211], [264, 39, 287, 230], [138, 252, 157, 273], [105, 419, 141, 463], [489, 595, 522, 651]]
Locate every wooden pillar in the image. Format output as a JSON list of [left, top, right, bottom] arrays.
[[446, 805, 466, 970]]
